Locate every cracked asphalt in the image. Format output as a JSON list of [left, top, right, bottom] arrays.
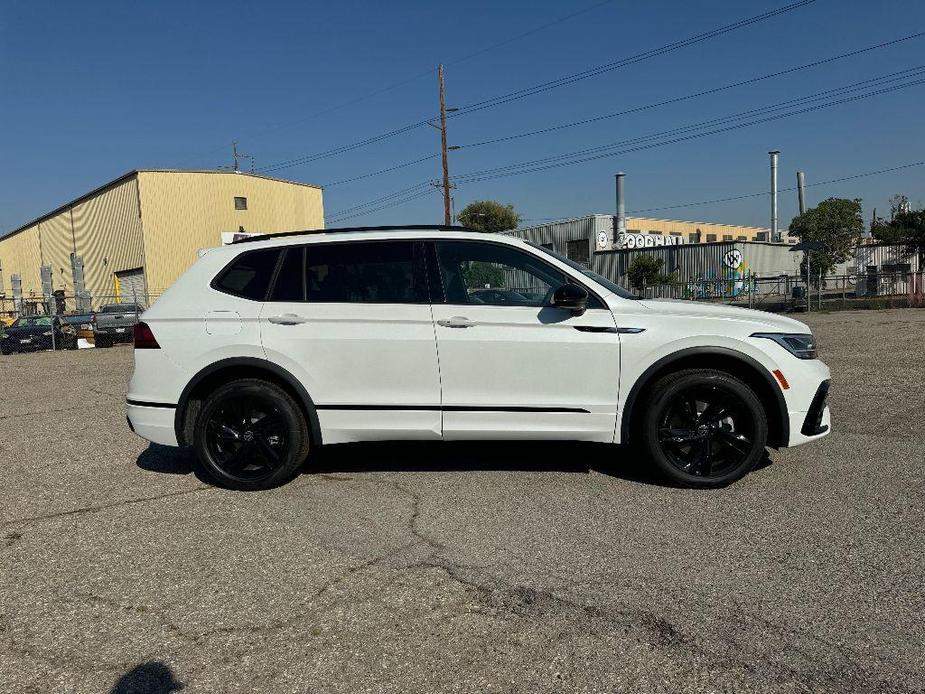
[[2, 309, 923, 694]]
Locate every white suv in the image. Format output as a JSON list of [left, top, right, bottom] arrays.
[[127, 226, 831, 490]]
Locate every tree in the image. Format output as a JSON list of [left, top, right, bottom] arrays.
[[788, 197, 864, 276], [627, 255, 675, 289], [458, 200, 520, 233], [872, 208, 925, 261], [462, 261, 505, 289]]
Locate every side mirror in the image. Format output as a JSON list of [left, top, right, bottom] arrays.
[[551, 283, 588, 315]]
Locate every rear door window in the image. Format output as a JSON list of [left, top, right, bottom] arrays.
[[269, 247, 305, 302], [305, 241, 427, 303], [213, 248, 281, 300]]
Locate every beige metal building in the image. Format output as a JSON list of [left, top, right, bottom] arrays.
[[0, 170, 324, 308], [624, 216, 771, 243]]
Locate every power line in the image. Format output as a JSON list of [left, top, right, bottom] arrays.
[[328, 187, 439, 224], [450, 0, 818, 117], [458, 31, 925, 149], [308, 32, 925, 191], [185, 0, 618, 167], [449, 69, 925, 184], [322, 154, 438, 187], [257, 1, 815, 175], [322, 70, 925, 224], [326, 181, 433, 218], [626, 161, 925, 215]]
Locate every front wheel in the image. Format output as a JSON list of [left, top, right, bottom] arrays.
[[193, 379, 310, 490], [641, 369, 768, 488]]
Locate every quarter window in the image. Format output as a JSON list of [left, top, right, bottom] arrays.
[[305, 241, 426, 303], [214, 248, 280, 300]]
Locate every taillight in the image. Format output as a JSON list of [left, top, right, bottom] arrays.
[[134, 321, 160, 349]]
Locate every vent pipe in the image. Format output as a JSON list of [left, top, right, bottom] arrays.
[[769, 151, 780, 242], [614, 172, 626, 243]]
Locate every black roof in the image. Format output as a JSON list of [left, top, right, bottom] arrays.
[[230, 224, 475, 244]]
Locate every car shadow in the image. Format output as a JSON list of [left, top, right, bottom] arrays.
[[109, 660, 184, 693], [135, 440, 673, 487]]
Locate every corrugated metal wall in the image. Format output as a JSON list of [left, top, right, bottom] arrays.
[[0, 171, 324, 304], [0, 176, 145, 301], [138, 171, 325, 292]]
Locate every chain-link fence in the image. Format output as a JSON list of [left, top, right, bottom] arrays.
[[633, 271, 925, 311], [1, 291, 165, 352]]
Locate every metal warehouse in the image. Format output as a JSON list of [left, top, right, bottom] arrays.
[[0, 170, 324, 311], [507, 213, 920, 297], [508, 214, 771, 266]]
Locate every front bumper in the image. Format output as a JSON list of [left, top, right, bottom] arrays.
[[126, 401, 178, 446], [783, 370, 832, 447]]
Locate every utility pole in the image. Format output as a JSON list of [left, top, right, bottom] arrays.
[[797, 170, 806, 214], [438, 65, 452, 225], [231, 142, 253, 172]]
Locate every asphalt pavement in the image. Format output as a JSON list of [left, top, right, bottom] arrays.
[[2, 309, 923, 693]]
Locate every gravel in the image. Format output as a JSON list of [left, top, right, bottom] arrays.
[[1, 308, 923, 693]]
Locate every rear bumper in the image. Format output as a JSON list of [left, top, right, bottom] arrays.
[[126, 401, 178, 446]]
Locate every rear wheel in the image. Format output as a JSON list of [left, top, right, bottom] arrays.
[[641, 369, 768, 488], [95, 335, 110, 348], [193, 379, 309, 490]]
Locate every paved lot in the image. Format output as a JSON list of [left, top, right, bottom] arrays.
[[2, 309, 923, 693]]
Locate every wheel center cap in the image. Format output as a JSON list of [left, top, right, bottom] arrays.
[[242, 430, 254, 442]]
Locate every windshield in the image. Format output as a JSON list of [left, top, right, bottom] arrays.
[[527, 242, 637, 299], [13, 316, 53, 327]]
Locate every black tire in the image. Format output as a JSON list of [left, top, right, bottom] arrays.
[[640, 368, 768, 488], [193, 378, 310, 491], [95, 336, 110, 348]]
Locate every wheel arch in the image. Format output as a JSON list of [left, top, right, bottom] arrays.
[[174, 357, 323, 447], [620, 347, 789, 448]]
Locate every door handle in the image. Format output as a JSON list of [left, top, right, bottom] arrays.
[[267, 313, 309, 325], [437, 316, 476, 328]]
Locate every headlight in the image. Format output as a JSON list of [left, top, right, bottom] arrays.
[[751, 332, 817, 359]]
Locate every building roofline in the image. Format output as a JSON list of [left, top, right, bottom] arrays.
[[515, 213, 770, 233], [0, 169, 322, 242]]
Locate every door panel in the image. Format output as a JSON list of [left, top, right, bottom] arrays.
[[259, 241, 441, 444], [431, 240, 620, 441]]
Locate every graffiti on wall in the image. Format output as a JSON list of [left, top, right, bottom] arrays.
[[686, 249, 751, 298]]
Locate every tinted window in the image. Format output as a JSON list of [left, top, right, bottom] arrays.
[[270, 247, 305, 302], [215, 248, 280, 300], [305, 241, 426, 304], [528, 242, 635, 300], [436, 241, 577, 307]]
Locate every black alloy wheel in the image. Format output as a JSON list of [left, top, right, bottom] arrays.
[[643, 369, 768, 487], [194, 379, 309, 490]]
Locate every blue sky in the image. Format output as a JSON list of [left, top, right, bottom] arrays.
[[2, 0, 924, 233]]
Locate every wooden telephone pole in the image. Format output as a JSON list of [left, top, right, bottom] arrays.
[[438, 64, 452, 225]]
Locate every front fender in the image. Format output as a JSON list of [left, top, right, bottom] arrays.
[[616, 334, 787, 446]]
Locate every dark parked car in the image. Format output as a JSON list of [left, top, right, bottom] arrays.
[[0, 315, 77, 354], [62, 312, 96, 341], [94, 303, 143, 347]]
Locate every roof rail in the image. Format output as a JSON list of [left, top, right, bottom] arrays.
[[231, 224, 473, 244]]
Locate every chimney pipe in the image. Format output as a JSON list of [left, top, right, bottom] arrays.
[[769, 151, 780, 242], [614, 172, 626, 244], [797, 170, 806, 215]]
